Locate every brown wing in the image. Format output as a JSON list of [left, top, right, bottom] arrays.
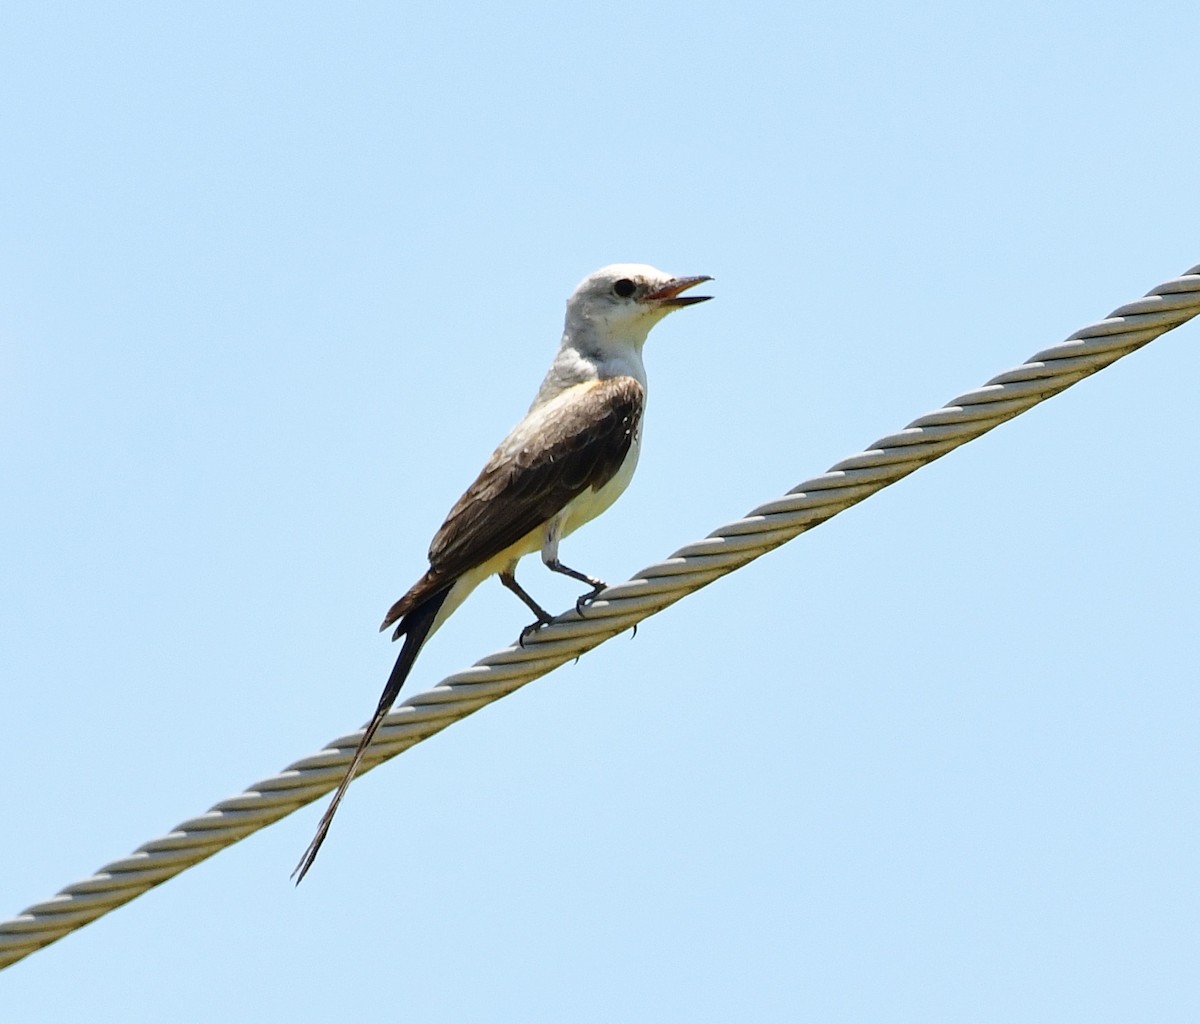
[[428, 375, 644, 579]]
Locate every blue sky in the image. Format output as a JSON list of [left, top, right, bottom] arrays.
[[3, 2, 1198, 1020]]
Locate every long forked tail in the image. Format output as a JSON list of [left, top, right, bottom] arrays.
[[292, 586, 451, 883]]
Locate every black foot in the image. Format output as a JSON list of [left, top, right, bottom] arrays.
[[519, 615, 554, 647], [575, 581, 607, 616]]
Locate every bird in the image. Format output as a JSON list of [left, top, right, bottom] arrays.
[[292, 263, 712, 881]]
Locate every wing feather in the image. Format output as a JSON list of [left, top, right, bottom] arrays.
[[427, 376, 644, 578]]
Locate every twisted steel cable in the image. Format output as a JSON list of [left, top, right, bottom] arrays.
[[3, 263, 1198, 970]]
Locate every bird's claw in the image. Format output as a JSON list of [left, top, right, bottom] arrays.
[[575, 582, 607, 616], [519, 616, 554, 647]]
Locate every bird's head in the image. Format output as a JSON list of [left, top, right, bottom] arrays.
[[564, 264, 712, 351]]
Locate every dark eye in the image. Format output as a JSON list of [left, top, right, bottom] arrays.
[[613, 278, 636, 298]]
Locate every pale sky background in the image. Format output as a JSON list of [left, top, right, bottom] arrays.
[[3, 2, 1199, 1021]]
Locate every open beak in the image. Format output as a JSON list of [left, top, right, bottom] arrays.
[[641, 275, 713, 308]]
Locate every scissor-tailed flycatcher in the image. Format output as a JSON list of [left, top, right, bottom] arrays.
[[293, 263, 711, 881]]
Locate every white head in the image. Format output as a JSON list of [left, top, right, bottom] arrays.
[[563, 263, 712, 354]]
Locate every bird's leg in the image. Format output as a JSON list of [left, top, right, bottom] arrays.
[[539, 519, 607, 615], [500, 570, 555, 645], [545, 558, 608, 615]]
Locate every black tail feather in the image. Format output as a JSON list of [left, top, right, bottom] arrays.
[[292, 586, 452, 883]]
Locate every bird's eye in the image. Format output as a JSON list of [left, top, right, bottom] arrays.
[[613, 278, 636, 298]]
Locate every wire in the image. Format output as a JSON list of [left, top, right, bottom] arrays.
[[3, 263, 1197, 970]]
